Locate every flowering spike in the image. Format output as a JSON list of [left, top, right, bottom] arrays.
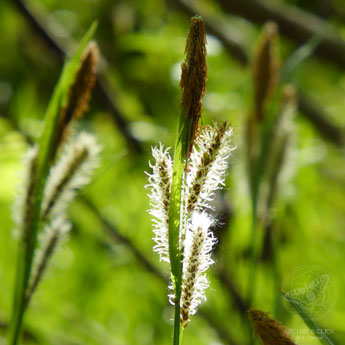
[[249, 309, 297, 345], [180, 213, 216, 328], [147, 17, 235, 334], [180, 16, 207, 152], [54, 42, 99, 155], [26, 216, 71, 307], [42, 132, 100, 220], [252, 22, 279, 122], [13, 147, 38, 246], [146, 144, 173, 262], [186, 122, 234, 214], [147, 124, 234, 326]]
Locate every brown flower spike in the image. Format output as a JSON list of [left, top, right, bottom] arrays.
[[249, 309, 297, 345], [54, 42, 99, 154], [252, 22, 279, 122], [180, 16, 207, 152]]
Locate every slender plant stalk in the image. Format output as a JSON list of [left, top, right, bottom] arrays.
[[248, 207, 258, 305], [170, 98, 195, 345], [147, 16, 226, 344], [169, 16, 207, 345], [247, 25, 320, 307], [247, 87, 282, 305], [247, 23, 280, 306], [271, 224, 283, 319], [8, 23, 96, 345], [169, 112, 188, 345]]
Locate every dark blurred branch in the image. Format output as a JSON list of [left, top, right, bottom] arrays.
[[216, 0, 345, 69], [216, 266, 249, 314], [79, 196, 165, 281], [169, 0, 345, 148], [80, 196, 239, 345], [198, 310, 237, 345], [0, 320, 38, 342], [210, 193, 251, 322], [12, 0, 143, 154], [297, 92, 344, 146], [299, 0, 345, 23]]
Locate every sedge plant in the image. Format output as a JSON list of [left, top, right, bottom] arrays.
[[245, 23, 340, 345], [146, 16, 234, 345], [8, 24, 100, 345], [245, 23, 299, 310]]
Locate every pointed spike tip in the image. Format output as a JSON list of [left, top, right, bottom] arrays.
[[180, 15, 207, 151]]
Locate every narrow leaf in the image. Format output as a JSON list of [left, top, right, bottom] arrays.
[[283, 293, 337, 345], [8, 23, 97, 345]]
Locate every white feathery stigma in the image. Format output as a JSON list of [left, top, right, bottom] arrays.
[[12, 146, 38, 239], [32, 216, 71, 275], [180, 212, 216, 327], [147, 122, 234, 326], [186, 122, 234, 215], [146, 144, 172, 263], [27, 216, 71, 304], [42, 132, 100, 220], [179, 122, 233, 252]]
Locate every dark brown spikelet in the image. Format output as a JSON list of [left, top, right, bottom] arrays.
[[252, 22, 280, 122], [180, 16, 207, 152], [249, 309, 298, 345], [54, 42, 99, 157]]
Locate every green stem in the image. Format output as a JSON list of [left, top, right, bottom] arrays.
[[271, 223, 283, 319], [8, 177, 45, 345], [169, 112, 189, 345], [173, 294, 182, 345], [8, 256, 32, 345], [247, 86, 282, 306], [169, 111, 193, 345], [248, 206, 258, 305], [8, 252, 26, 345]]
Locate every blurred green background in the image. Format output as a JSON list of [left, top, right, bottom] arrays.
[[1, 0, 345, 344]]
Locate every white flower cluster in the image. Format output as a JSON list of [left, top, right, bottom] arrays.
[[27, 216, 71, 304], [146, 144, 172, 263], [180, 213, 216, 325], [13, 147, 38, 239], [13, 132, 100, 303], [146, 122, 234, 327], [186, 122, 234, 214], [42, 132, 100, 220]]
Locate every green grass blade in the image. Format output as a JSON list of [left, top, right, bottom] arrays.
[[8, 23, 97, 345], [280, 31, 324, 83], [283, 293, 337, 345]]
